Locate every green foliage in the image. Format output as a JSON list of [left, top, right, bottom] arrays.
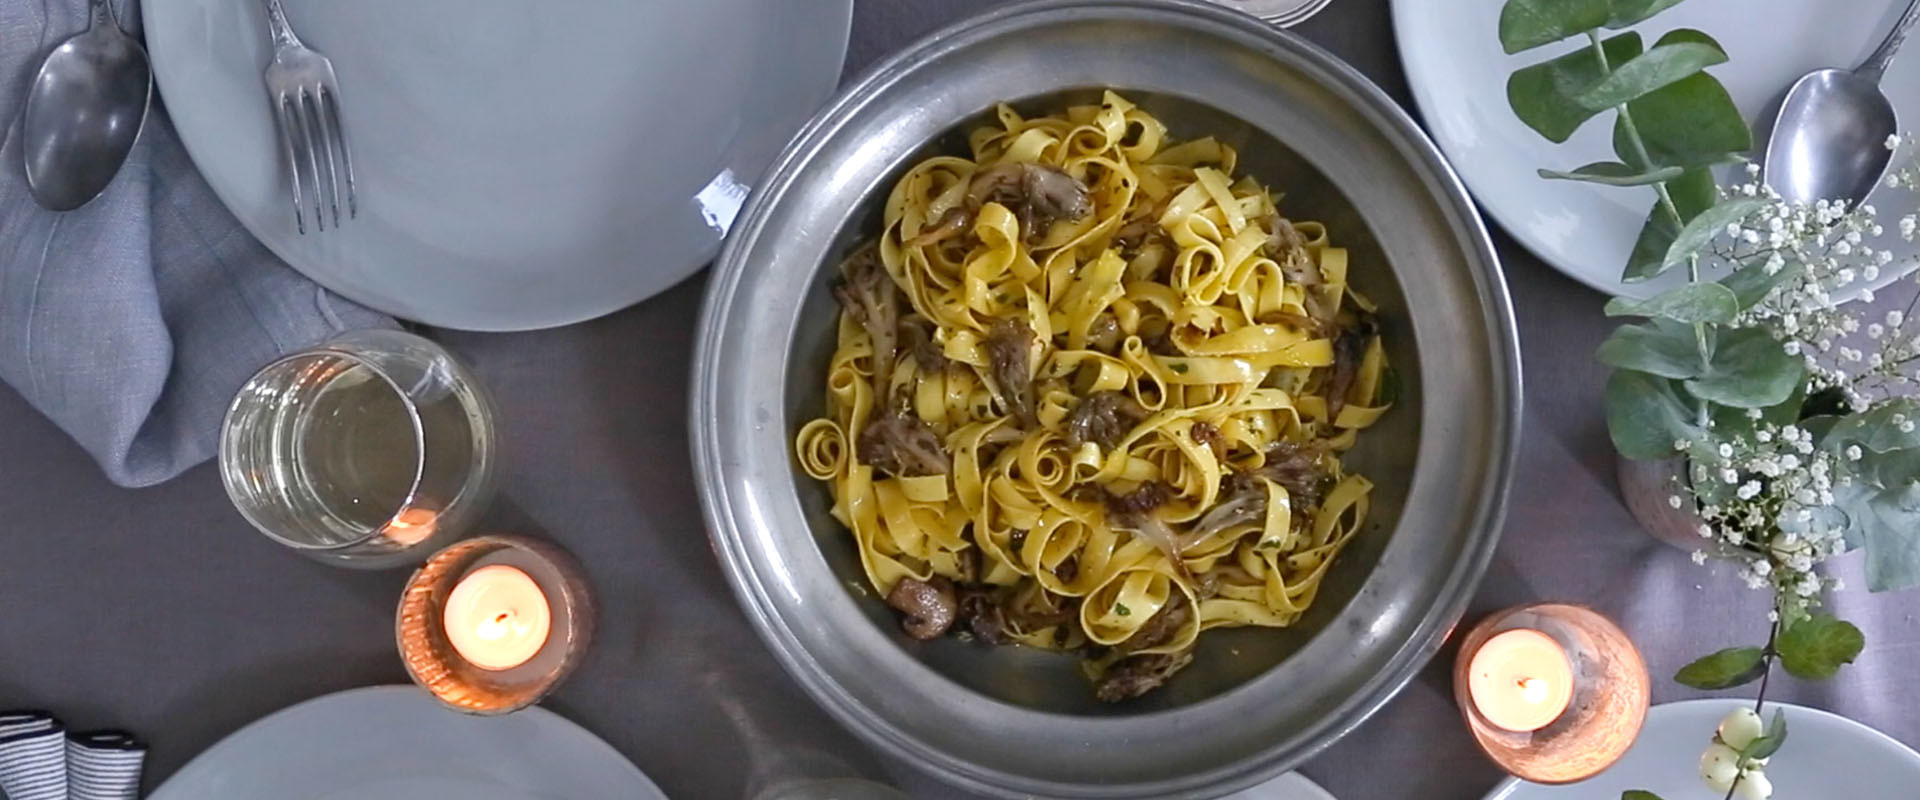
[[1683, 328, 1805, 408], [1742, 708, 1789, 760], [1620, 792, 1665, 800], [1829, 459, 1920, 591], [1538, 162, 1684, 186], [1824, 398, 1920, 453], [1508, 33, 1643, 142], [1777, 615, 1865, 680], [1606, 369, 1702, 459], [1498, 0, 1611, 53], [1624, 167, 1718, 281], [1674, 646, 1767, 689], [1664, 197, 1767, 274], [1604, 283, 1738, 324], [1718, 258, 1803, 310], [1574, 37, 1726, 110], [1597, 318, 1707, 378], [1607, 0, 1692, 26]]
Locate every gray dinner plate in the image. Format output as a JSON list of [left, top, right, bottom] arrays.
[[142, 0, 851, 330], [150, 686, 666, 799]]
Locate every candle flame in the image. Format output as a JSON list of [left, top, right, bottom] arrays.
[[1518, 677, 1549, 704]]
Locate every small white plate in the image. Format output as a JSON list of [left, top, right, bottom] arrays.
[[1393, 0, 1919, 299], [151, 686, 667, 799], [1484, 699, 1920, 799], [143, 0, 850, 330]]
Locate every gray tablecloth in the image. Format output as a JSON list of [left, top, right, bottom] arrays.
[[0, 1, 1914, 799]]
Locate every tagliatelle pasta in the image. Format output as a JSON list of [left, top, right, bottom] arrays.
[[795, 92, 1392, 701]]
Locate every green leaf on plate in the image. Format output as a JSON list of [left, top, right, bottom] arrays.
[[1607, 369, 1704, 459], [1621, 791, 1667, 800], [1777, 614, 1865, 680], [1674, 646, 1767, 689], [1575, 40, 1728, 110], [1597, 318, 1708, 379], [1539, 161, 1685, 186], [1499, 0, 1612, 53], [1624, 167, 1717, 281], [1612, 33, 1751, 169], [1606, 0, 1691, 27], [1684, 327, 1805, 408], [1664, 197, 1768, 272], [1743, 708, 1789, 760], [1605, 282, 1738, 324], [1824, 398, 1920, 454], [1509, 32, 1644, 142]]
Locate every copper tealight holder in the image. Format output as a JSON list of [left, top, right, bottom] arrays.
[[396, 535, 595, 715], [1453, 603, 1650, 783]]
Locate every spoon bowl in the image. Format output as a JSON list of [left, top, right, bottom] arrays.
[[21, 4, 153, 211], [1763, 68, 1898, 207]]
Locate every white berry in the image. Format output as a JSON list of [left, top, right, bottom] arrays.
[[1701, 743, 1741, 792], [1736, 767, 1774, 800], [1718, 707, 1764, 750]]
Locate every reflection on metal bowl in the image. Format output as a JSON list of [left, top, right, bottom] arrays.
[[692, 1, 1521, 796]]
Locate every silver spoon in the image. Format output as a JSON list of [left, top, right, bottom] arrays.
[[1763, 0, 1920, 207], [20, 0, 153, 211]]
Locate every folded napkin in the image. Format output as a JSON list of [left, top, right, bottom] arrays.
[[0, 712, 143, 800], [1, 0, 394, 487]]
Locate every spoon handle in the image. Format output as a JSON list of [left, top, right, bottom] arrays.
[[1859, 0, 1920, 83], [88, 0, 115, 30]]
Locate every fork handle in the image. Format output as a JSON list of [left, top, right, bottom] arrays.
[[262, 0, 303, 49]]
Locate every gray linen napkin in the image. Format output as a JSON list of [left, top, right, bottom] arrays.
[[1, 0, 394, 487]]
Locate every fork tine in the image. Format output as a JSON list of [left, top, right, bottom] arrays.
[[292, 88, 327, 231], [302, 90, 340, 229], [319, 86, 356, 220], [275, 94, 307, 235]]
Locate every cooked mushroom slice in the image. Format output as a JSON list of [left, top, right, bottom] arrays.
[[856, 409, 951, 477], [897, 317, 949, 373], [886, 576, 958, 640], [1325, 318, 1376, 422], [1064, 390, 1148, 449], [967, 162, 1093, 242], [983, 318, 1038, 426], [903, 207, 972, 248], [831, 244, 899, 395], [1094, 650, 1196, 702], [1253, 441, 1332, 510]]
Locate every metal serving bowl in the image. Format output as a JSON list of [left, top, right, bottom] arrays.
[[691, 1, 1521, 796]]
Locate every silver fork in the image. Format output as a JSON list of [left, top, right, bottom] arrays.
[[262, 0, 354, 234]]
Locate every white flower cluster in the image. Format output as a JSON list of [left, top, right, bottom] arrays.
[[1666, 149, 1920, 618]]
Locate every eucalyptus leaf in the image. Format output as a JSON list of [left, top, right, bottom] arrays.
[[1539, 162, 1685, 186], [1621, 792, 1666, 800], [1605, 282, 1738, 324], [1683, 327, 1804, 408], [1576, 40, 1728, 111], [1597, 319, 1708, 379], [1509, 33, 1644, 143], [1777, 614, 1864, 680], [1612, 35, 1751, 170], [1624, 167, 1717, 281], [1832, 477, 1920, 591], [1824, 398, 1920, 454], [1607, 0, 1690, 26], [1665, 197, 1767, 271], [1674, 646, 1767, 689], [1607, 369, 1704, 459], [1743, 709, 1788, 760], [1499, 0, 1612, 53], [1719, 257, 1804, 310]]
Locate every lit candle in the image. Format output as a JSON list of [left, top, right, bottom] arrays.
[[442, 564, 552, 670], [1468, 628, 1574, 731]]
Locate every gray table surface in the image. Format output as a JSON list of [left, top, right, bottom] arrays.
[[3, 1, 1916, 798]]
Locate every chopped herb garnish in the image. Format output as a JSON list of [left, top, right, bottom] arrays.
[[1169, 362, 1190, 374], [1115, 603, 1131, 616]]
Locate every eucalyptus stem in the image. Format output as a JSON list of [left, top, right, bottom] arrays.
[[1587, 28, 1715, 427]]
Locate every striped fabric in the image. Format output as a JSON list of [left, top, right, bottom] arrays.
[[0, 712, 65, 800], [0, 713, 144, 800]]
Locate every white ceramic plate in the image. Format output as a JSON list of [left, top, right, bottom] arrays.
[[1393, 0, 1920, 298], [1484, 699, 1920, 799], [150, 686, 666, 800], [143, 0, 850, 330]]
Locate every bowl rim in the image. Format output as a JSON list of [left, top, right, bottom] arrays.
[[691, 1, 1523, 796]]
